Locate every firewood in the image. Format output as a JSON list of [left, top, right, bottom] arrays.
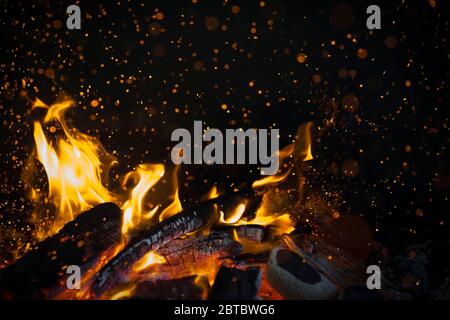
[[90, 191, 259, 298], [0, 202, 122, 299], [128, 231, 243, 283], [208, 265, 262, 300]]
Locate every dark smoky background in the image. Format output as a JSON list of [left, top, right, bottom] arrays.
[[0, 1, 449, 288]]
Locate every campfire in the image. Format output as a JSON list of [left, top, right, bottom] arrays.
[[0, 96, 370, 300]]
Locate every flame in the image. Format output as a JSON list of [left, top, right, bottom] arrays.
[[158, 188, 182, 222], [202, 185, 220, 200], [194, 275, 210, 300], [294, 121, 314, 161], [232, 229, 273, 254], [220, 202, 246, 224], [109, 285, 136, 300], [220, 199, 295, 235], [304, 142, 313, 161], [31, 99, 116, 235], [121, 164, 164, 234], [28, 97, 173, 239], [252, 168, 292, 188], [133, 251, 167, 272]]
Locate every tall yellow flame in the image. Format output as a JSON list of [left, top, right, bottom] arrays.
[[121, 164, 165, 234], [32, 99, 116, 235], [158, 166, 183, 222]]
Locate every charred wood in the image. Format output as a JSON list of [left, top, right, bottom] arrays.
[[209, 265, 262, 300], [131, 276, 209, 300], [0, 202, 122, 299]]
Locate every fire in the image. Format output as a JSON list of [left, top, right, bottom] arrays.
[[158, 166, 183, 222], [133, 251, 167, 272], [220, 202, 246, 224], [203, 185, 220, 200], [31, 99, 116, 236], [121, 164, 164, 234], [252, 168, 292, 188], [219, 198, 295, 235], [28, 97, 173, 240], [109, 285, 136, 300], [22, 96, 314, 300], [158, 188, 182, 222]]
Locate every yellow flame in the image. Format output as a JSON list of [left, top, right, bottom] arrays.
[[158, 188, 183, 222], [121, 164, 165, 234], [202, 185, 220, 201], [28, 97, 171, 239], [224, 201, 295, 235], [232, 229, 273, 254], [295, 121, 314, 161], [219, 202, 246, 224], [252, 167, 292, 188], [32, 99, 116, 235], [133, 251, 166, 272]]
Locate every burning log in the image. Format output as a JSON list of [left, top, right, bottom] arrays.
[[91, 191, 259, 298], [209, 265, 262, 300], [157, 231, 242, 266], [0, 202, 122, 299], [130, 231, 243, 282], [131, 276, 210, 300]]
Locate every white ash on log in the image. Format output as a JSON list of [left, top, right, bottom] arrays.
[[266, 247, 338, 299], [209, 265, 262, 300], [0, 202, 122, 299], [91, 191, 261, 298], [232, 225, 265, 243]]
